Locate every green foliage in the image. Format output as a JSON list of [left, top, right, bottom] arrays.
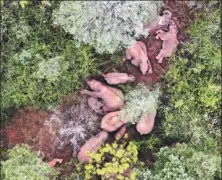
[[162, 9, 221, 142], [84, 139, 138, 180], [0, 0, 51, 8], [1, 144, 58, 180], [53, 1, 162, 54], [137, 143, 221, 180], [133, 135, 161, 152], [117, 83, 136, 95], [1, 3, 101, 113], [65, 173, 84, 180], [58, 158, 85, 180], [120, 85, 160, 124], [0, 1, 31, 8], [138, 9, 221, 180]]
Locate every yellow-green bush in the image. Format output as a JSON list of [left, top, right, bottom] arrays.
[[84, 139, 138, 180]]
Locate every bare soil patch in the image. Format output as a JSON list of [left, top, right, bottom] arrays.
[[4, 109, 73, 161]]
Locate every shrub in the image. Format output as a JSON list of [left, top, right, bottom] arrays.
[[133, 135, 161, 152], [1, 2, 100, 113], [64, 173, 84, 180], [138, 156, 190, 180], [162, 8, 221, 142], [137, 143, 221, 180], [1, 144, 58, 180], [0, 1, 31, 8], [84, 138, 138, 180], [47, 97, 100, 156], [58, 158, 85, 180], [120, 85, 160, 124], [137, 146, 190, 180], [53, 1, 162, 54]]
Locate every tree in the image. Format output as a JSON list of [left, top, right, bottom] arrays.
[[53, 1, 162, 54], [1, 144, 58, 180]]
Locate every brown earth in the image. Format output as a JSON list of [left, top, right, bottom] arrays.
[[126, 35, 167, 85], [4, 108, 73, 162]]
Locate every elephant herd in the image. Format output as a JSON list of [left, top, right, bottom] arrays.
[[77, 10, 179, 163]]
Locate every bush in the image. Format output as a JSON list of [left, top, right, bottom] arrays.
[[84, 138, 138, 180], [137, 143, 221, 180], [132, 135, 161, 152], [120, 85, 160, 124], [53, 1, 162, 54], [0, 1, 32, 8], [48, 97, 100, 156], [58, 158, 85, 180], [162, 8, 221, 143], [1, 2, 100, 112], [1, 144, 58, 180]]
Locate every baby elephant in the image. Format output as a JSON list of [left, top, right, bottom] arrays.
[[101, 111, 125, 132], [155, 20, 179, 63], [48, 159, 63, 168], [87, 97, 104, 114], [124, 41, 153, 75], [77, 131, 108, 163], [145, 10, 173, 34], [81, 79, 124, 113], [136, 110, 157, 135], [101, 72, 135, 85]]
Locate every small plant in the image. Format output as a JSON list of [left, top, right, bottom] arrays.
[[48, 97, 100, 156], [84, 137, 138, 180], [133, 135, 161, 152], [58, 158, 85, 180], [1, 144, 58, 180], [120, 84, 160, 124], [53, 1, 162, 54]]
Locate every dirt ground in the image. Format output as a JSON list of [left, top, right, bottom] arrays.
[[4, 109, 73, 162]]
